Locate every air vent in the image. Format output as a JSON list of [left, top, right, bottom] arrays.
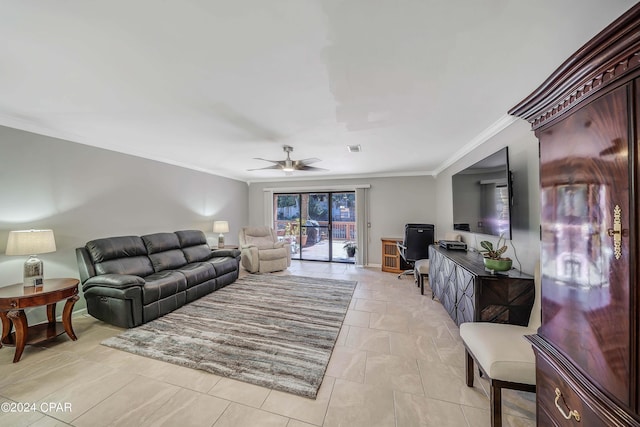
[[347, 144, 362, 153]]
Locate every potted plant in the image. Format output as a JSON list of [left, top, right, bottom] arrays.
[[479, 235, 512, 272], [343, 241, 357, 257]]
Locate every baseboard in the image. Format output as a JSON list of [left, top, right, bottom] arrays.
[[66, 307, 88, 320]]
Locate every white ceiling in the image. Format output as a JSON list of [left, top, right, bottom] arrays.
[[0, 1, 636, 182]]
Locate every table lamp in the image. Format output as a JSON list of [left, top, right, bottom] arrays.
[[213, 221, 229, 248], [5, 229, 57, 287]]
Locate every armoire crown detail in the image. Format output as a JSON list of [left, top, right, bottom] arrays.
[[510, 7, 640, 130]]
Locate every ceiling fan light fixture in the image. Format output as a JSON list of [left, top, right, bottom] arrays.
[[347, 144, 362, 153], [282, 158, 294, 172], [247, 145, 328, 173]]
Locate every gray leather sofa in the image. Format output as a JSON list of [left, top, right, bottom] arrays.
[[76, 230, 241, 328]]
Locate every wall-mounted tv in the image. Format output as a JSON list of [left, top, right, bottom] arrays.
[[452, 147, 512, 239]]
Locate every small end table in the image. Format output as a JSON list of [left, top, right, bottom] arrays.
[[212, 245, 239, 250], [0, 278, 79, 363]]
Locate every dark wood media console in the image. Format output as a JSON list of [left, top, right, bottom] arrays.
[[428, 245, 534, 326]]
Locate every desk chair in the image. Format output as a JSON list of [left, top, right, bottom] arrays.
[[396, 224, 434, 280]]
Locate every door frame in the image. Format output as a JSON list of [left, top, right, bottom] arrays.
[[273, 191, 356, 263], [263, 184, 370, 266]]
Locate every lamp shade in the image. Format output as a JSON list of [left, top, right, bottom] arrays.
[[6, 229, 57, 256], [213, 221, 229, 234]]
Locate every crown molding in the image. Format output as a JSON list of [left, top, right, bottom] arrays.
[[509, 3, 640, 128]]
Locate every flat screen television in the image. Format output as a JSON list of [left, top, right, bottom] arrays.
[[451, 147, 512, 239]]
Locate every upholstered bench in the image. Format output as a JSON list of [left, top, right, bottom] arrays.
[[414, 232, 462, 296], [460, 323, 536, 427], [459, 262, 540, 427], [414, 259, 429, 295]]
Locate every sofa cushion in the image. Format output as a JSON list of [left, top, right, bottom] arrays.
[[177, 262, 216, 286], [258, 247, 288, 261], [208, 257, 239, 276], [86, 236, 154, 277], [142, 271, 188, 305], [142, 232, 188, 272], [149, 249, 188, 272], [245, 235, 276, 249], [86, 235, 147, 262], [176, 230, 212, 263], [175, 230, 207, 247], [142, 232, 182, 253], [93, 257, 155, 277], [182, 245, 212, 263], [242, 226, 272, 237]]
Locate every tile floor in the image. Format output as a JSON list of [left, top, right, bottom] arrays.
[[0, 261, 536, 426]]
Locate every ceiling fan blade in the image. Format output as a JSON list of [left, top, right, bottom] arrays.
[[253, 157, 283, 164], [295, 157, 322, 165], [249, 146, 326, 173], [247, 164, 284, 171], [296, 165, 328, 171]]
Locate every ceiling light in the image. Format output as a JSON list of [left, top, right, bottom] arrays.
[[283, 159, 294, 172], [347, 145, 361, 153]]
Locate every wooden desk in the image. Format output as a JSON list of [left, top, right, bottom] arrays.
[[0, 278, 79, 362], [381, 237, 410, 273]]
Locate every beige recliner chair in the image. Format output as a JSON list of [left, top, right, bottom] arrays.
[[238, 226, 291, 273]]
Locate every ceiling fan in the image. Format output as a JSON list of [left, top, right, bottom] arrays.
[[248, 145, 326, 173]]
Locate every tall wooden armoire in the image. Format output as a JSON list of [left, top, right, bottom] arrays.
[[510, 5, 640, 425]]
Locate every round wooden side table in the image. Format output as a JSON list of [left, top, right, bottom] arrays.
[[0, 278, 80, 363]]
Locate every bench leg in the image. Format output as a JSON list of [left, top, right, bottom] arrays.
[[465, 349, 474, 387], [490, 381, 502, 427]]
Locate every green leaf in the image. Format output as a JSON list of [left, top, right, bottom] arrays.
[[480, 241, 493, 251]]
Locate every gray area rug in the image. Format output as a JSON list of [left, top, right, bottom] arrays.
[[102, 274, 356, 398]]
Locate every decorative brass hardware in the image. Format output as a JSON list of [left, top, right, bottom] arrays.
[[607, 204, 622, 260], [554, 388, 581, 421]]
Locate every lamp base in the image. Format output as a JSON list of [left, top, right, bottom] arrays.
[[23, 255, 43, 287], [218, 234, 225, 249]]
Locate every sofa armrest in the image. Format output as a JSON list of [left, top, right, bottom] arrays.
[[283, 242, 292, 266], [211, 248, 241, 258], [76, 247, 96, 284], [83, 274, 145, 291], [240, 246, 259, 273]]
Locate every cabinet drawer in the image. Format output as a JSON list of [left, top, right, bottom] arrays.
[[535, 351, 635, 426]]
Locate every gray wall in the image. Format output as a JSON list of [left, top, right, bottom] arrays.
[[248, 175, 437, 265], [0, 116, 540, 328], [0, 126, 249, 321], [435, 119, 540, 274]]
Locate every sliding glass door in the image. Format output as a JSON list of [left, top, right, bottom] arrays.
[[273, 192, 356, 263]]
